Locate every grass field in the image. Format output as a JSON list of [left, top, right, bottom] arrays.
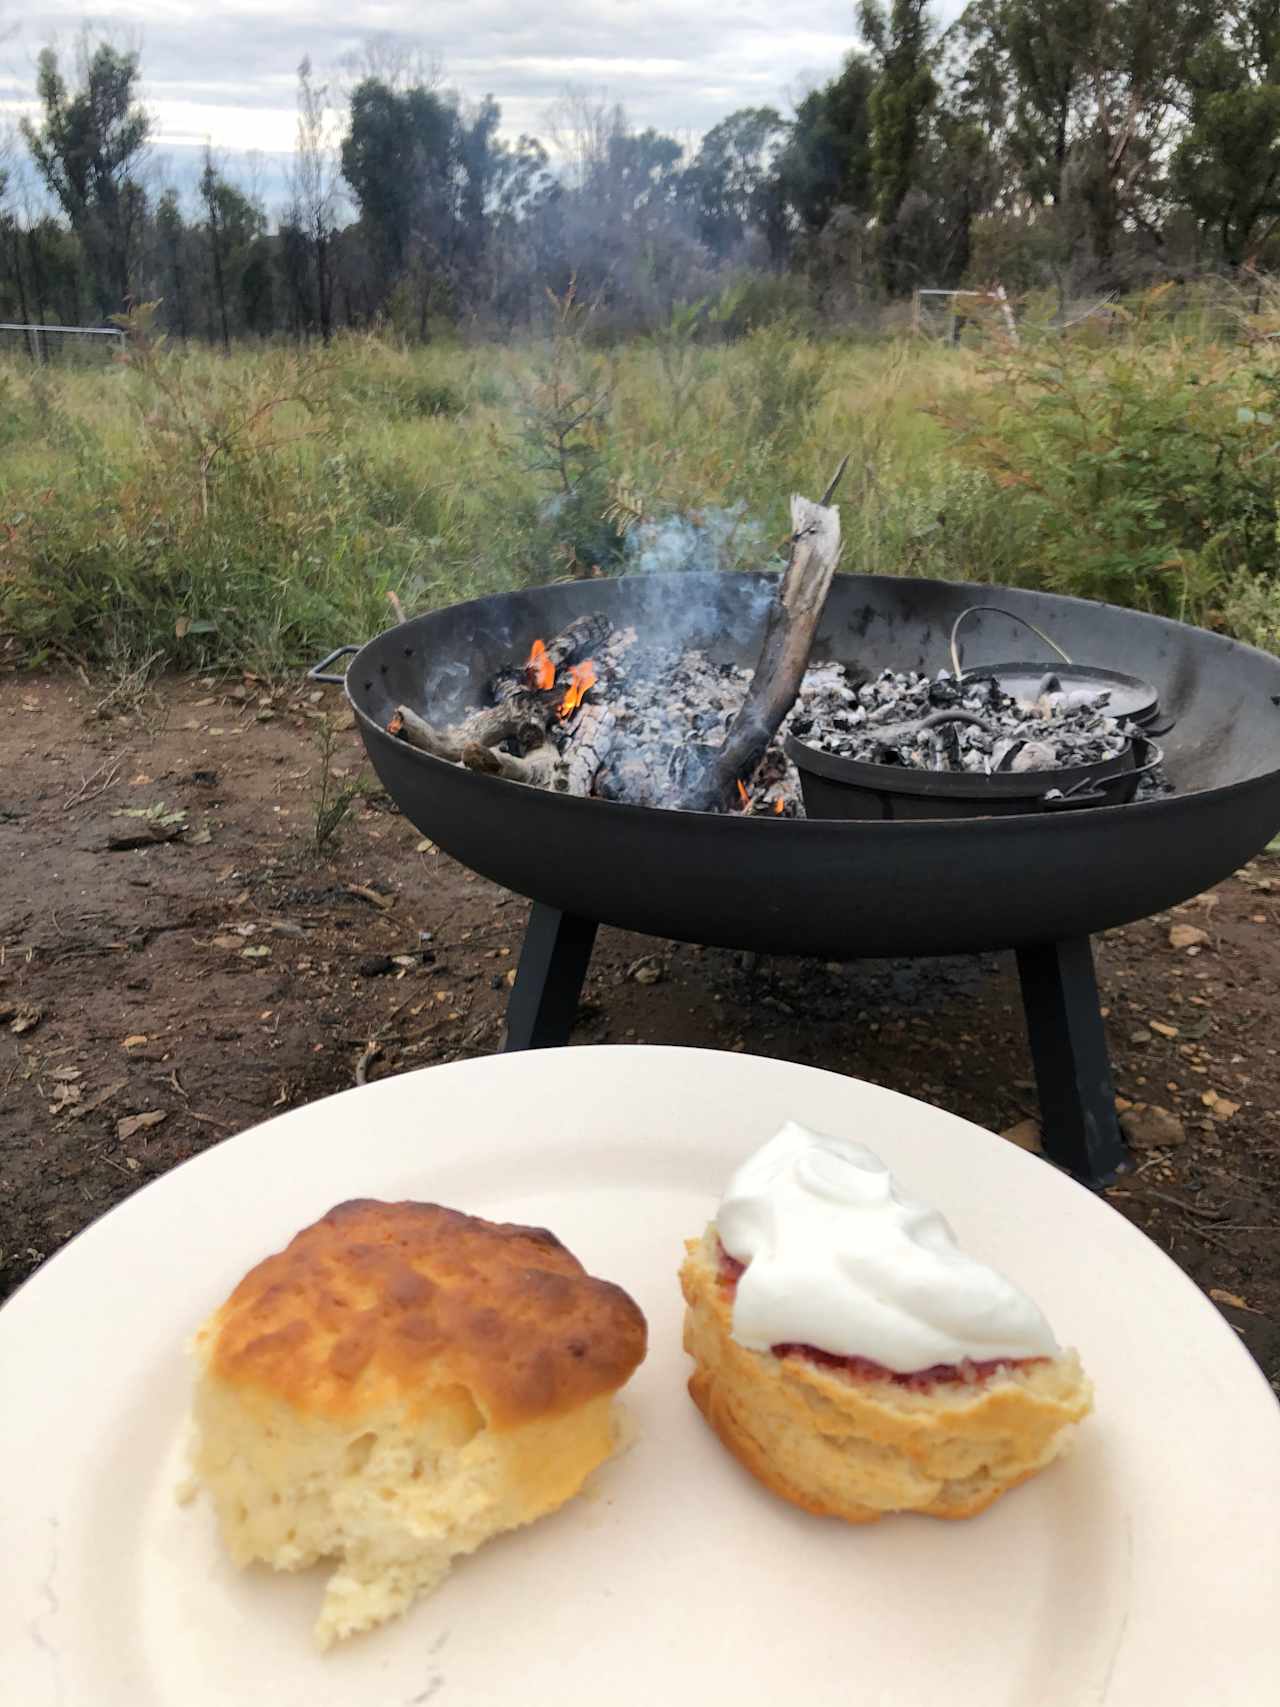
[[2, 301, 1279, 675]]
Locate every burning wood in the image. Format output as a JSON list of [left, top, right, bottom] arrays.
[[386, 478, 845, 815], [525, 639, 554, 691], [558, 660, 597, 719]]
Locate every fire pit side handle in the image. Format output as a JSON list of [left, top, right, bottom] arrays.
[[308, 645, 360, 686]]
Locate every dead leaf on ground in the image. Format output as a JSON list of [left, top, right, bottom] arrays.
[[210, 934, 244, 950], [10, 1004, 43, 1035], [68, 1080, 126, 1121], [116, 1110, 167, 1141], [1209, 1288, 1263, 1313], [1150, 1020, 1179, 1039], [122, 1033, 149, 1049]]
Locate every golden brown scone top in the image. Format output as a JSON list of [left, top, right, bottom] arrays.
[[198, 1199, 647, 1430]]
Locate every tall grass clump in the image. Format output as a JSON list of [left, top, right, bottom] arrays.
[[3, 296, 1279, 678]]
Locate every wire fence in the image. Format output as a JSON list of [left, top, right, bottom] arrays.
[[908, 282, 1266, 348], [0, 323, 126, 365]]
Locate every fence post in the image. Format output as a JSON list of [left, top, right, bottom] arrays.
[[994, 284, 1019, 346]]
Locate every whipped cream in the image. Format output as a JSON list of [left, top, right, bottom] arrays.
[[715, 1121, 1058, 1372]]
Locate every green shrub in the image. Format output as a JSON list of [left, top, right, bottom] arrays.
[[937, 329, 1280, 623], [1221, 568, 1280, 656]]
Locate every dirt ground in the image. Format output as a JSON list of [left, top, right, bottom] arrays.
[[1, 670, 1277, 1394]]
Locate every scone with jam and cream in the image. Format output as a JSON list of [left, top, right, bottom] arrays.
[[679, 1122, 1091, 1521]]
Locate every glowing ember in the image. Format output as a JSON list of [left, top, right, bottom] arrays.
[[526, 639, 554, 692], [774, 797, 785, 815], [558, 660, 597, 719], [736, 780, 750, 811]]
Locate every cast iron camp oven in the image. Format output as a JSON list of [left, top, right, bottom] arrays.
[[312, 571, 1280, 1185], [784, 728, 1163, 820]]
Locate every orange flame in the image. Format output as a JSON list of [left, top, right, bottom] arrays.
[[526, 639, 554, 691], [774, 797, 785, 815], [736, 780, 751, 811], [558, 659, 597, 719]]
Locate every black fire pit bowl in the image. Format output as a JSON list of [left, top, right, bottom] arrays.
[[323, 570, 1280, 961], [785, 731, 1162, 821]]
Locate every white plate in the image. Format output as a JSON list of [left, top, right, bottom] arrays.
[[2, 1046, 1277, 1706]]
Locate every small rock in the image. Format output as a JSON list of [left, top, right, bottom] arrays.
[[1150, 1020, 1179, 1039], [358, 955, 395, 978], [1201, 1090, 1241, 1120], [1000, 1117, 1043, 1154], [1169, 924, 1209, 951], [1119, 1104, 1187, 1149], [1129, 1028, 1152, 1045]]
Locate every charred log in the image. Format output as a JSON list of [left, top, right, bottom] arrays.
[[681, 493, 841, 813], [462, 741, 561, 787], [389, 612, 616, 766]]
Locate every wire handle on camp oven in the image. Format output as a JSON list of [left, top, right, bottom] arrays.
[[949, 607, 1073, 679]]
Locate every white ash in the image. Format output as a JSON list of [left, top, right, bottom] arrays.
[[515, 636, 1166, 812], [787, 667, 1133, 775]]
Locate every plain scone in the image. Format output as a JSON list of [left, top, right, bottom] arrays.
[[188, 1199, 647, 1646], [680, 1228, 1091, 1521]]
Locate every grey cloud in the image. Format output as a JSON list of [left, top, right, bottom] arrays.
[[3, 2, 853, 131], [1, 0, 966, 189]]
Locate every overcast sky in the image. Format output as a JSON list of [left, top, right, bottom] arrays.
[[1, 3, 966, 202]]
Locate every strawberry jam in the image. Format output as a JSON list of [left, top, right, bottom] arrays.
[[715, 1238, 1041, 1391]]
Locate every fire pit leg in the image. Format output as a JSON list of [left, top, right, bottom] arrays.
[[503, 904, 599, 1051], [1016, 938, 1128, 1184]]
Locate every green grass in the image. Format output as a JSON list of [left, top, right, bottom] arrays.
[[1, 309, 1278, 674]]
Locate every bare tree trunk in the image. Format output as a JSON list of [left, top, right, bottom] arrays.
[[210, 217, 230, 352]]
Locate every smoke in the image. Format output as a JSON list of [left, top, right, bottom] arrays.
[[623, 502, 765, 577]]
